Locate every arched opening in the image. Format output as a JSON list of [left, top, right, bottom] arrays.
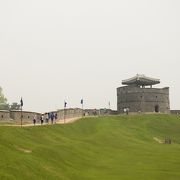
[[155, 105, 159, 113]]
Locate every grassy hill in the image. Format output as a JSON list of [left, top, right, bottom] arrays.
[[0, 114, 180, 180]]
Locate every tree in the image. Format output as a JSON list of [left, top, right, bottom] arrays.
[[0, 87, 7, 104], [10, 102, 21, 110], [0, 86, 9, 110], [0, 86, 21, 111]]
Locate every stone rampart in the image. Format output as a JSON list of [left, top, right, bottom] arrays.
[[10, 111, 41, 124], [117, 86, 170, 113], [0, 110, 11, 121], [56, 108, 83, 121], [171, 110, 180, 115]]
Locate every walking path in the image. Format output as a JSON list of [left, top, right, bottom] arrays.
[[0, 117, 81, 127], [57, 117, 81, 124]]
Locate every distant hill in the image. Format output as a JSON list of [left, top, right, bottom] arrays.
[[0, 114, 180, 180]]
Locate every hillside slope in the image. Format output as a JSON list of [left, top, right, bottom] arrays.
[[0, 114, 180, 180]]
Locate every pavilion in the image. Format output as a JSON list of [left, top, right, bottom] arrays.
[[122, 74, 160, 87]]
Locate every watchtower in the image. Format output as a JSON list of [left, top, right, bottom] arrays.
[[117, 74, 170, 113]]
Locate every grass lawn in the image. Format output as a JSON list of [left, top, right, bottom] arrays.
[[0, 114, 180, 180]]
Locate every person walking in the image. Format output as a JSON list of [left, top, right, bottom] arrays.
[[55, 113, 58, 123], [48, 113, 51, 120], [51, 112, 54, 124], [45, 113, 49, 124], [33, 114, 37, 126], [41, 114, 44, 125]]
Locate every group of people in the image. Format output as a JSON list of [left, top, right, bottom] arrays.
[[33, 112, 58, 125]]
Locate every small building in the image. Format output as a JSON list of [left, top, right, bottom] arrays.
[[117, 74, 170, 114]]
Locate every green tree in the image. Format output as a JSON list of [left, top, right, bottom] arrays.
[[10, 102, 21, 110], [0, 87, 7, 103], [0, 87, 21, 111], [0, 87, 9, 110]]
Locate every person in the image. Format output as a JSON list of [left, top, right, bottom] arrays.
[[48, 113, 51, 120], [41, 114, 44, 125], [123, 108, 126, 114], [33, 114, 37, 126], [45, 113, 49, 124], [55, 113, 58, 123], [126, 108, 129, 115], [51, 112, 54, 124]]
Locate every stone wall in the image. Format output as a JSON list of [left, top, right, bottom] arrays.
[[171, 110, 180, 115], [0, 110, 11, 121], [0, 108, 117, 124], [117, 86, 170, 113], [0, 109, 83, 124], [84, 109, 118, 116], [10, 111, 41, 124], [85, 109, 100, 116], [56, 108, 83, 121], [99, 109, 118, 115]]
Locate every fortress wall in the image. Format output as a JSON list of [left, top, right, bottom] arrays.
[[57, 108, 118, 119], [10, 111, 41, 124], [56, 109, 64, 120], [1, 109, 83, 124], [85, 109, 100, 116], [56, 108, 83, 121], [171, 110, 180, 115], [66, 108, 83, 118], [1, 108, 117, 124], [99, 109, 118, 115], [84, 109, 118, 116], [117, 86, 170, 113], [0, 110, 11, 121]]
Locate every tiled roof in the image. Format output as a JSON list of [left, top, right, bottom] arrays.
[[122, 74, 160, 86]]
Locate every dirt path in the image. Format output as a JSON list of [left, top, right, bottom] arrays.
[[56, 117, 81, 124], [0, 117, 81, 127], [153, 137, 164, 144]]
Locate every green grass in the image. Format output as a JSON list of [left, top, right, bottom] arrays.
[[0, 114, 180, 180]]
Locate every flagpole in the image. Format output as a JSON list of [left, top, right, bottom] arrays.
[[64, 105, 65, 124], [21, 105, 22, 127], [20, 97, 23, 127], [81, 99, 84, 117], [64, 101, 66, 124], [64, 107, 66, 124]]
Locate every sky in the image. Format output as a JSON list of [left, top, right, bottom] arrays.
[[0, 0, 180, 112]]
